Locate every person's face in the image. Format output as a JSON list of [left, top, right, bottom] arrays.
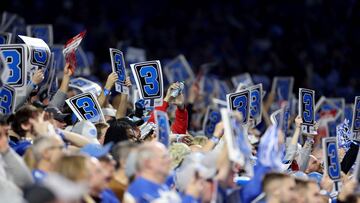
[[88, 158, 107, 194], [280, 178, 297, 203], [149, 144, 171, 178], [0, 124, 10, 137], [126, 128, 136, 141], [306, 182, 322, 203], [98, 127, 108, 145], [306, 156, 322, 173], [99, 159, 116, 183], [134, 127, 141, 139]]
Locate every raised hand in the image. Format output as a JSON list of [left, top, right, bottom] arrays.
[[124, 76, 132, 87], [31, 69, 45, 85], [63, 63, 74, 78], [105, 72, 119, 90]]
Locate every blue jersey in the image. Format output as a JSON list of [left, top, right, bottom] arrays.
[[125, 176, 198, 203]]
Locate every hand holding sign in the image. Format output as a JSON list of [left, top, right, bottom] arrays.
[[31, 69, 45, 85], [105, 72, 118, 90], [109, 48, 129, 94], [63, 31, 86, 73]]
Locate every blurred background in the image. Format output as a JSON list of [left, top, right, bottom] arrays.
[[2, 0, 360, 101]]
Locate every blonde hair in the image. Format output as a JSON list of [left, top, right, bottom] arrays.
[[169, 143, 191, 169], [54, 154, 89, 182]]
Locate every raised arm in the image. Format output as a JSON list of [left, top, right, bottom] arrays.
[[98, 72, 118, 108], [48, 63, 73, 109], [115, 77, 132, 119], [15, 69, 44, 110]]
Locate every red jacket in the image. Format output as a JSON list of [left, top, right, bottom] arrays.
[[148, 101, 188, 134]]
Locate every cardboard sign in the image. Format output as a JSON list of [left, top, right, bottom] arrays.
[[352, 96, 360, 140], [37, 52, 55, 100], [62, 31, 86, 72], [299, 88, 316, 134], [163, 54, 194, 85], [0, 32, 12, 44], [322, 137, 341, 181], [0, 84, 16, 115], [203, 107, 222, 137], [231, 73, 253, 88], [66, 92, 104, 123], [0, 44, 28, 92], [315, 97, 344, 124], [69, 77, 102, 96], [26, 24, 53, 45], [249, 84, 263, 126], [221, 108, 245, 166], [0, 51, 9, 87], [109, 48, 128, 94], [18, 35, 51, 73], [227, 89, 250, 124], [217, 80, 230, 101], [155, 110, 171, 147], [271, 77, 294, 103], [130, 60, 164, 107]]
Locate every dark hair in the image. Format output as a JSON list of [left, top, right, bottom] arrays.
[[11, 105, 42, 138], [103, 120, 132, 145]]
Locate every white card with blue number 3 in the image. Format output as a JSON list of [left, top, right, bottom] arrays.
[[0, 84, 16, 116], [0, 44, 29, 96], [130, 60, 164, 108], [109, 48, 129, 94], [66, 92, 104, 123], [298, 88, 317, 134]]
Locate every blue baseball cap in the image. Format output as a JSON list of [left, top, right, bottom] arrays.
[[80, 142, 113, 158]]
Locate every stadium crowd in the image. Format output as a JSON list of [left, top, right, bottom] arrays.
[[1, 1, 360, 203]]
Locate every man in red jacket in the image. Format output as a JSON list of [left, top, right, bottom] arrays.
[[148, 82, 188, 135]]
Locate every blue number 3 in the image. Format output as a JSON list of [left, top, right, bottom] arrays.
[[355, 100, 360, 130], [233, 95, 248, 123], [207, 111, 220, 135], [327, 143, 340, 179], [250, 89, 260, 118], [76, 97, 99, 120], [0, 88, 13, 115], [33, 48, 48, 65], [302, 93, 313, 123], [114, 53, 126, 82], [2, 50, 21, 84], [139, 66, 159, 96]]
